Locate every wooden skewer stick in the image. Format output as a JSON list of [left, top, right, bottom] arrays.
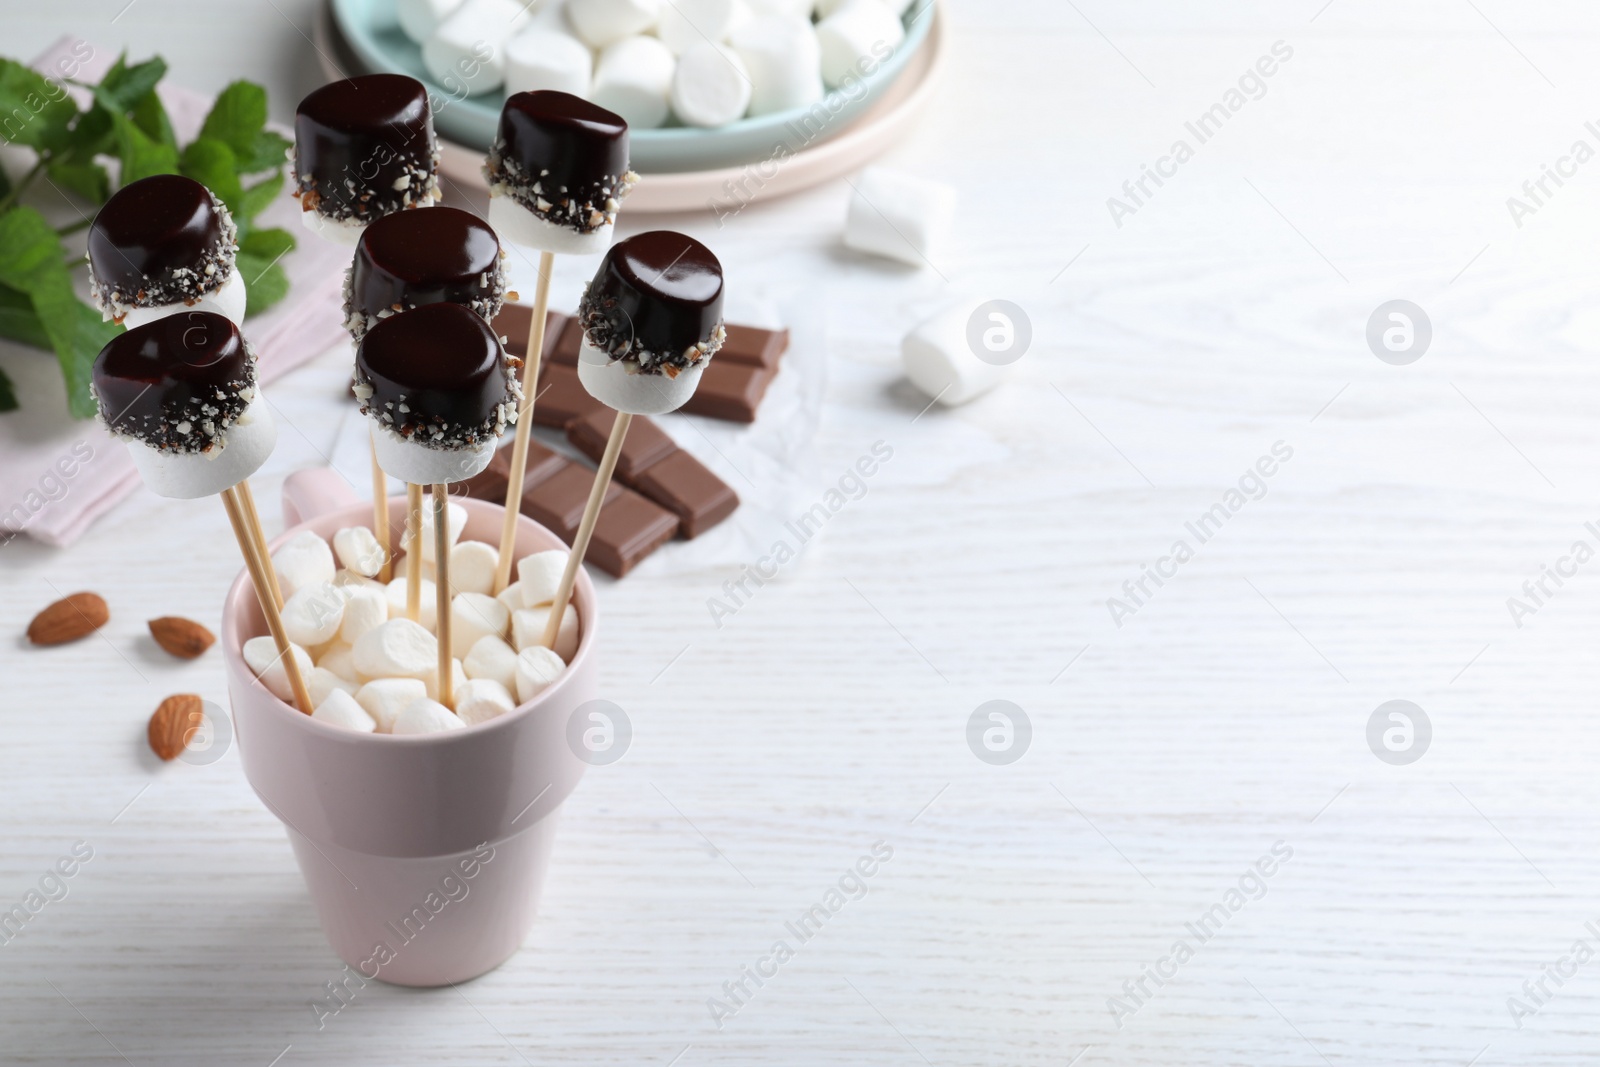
[[405, 482, 424, 622], [433, 484, 454, 708], [494, 249, 557, 595], [541, 410, 631, 650], [221, 484, 314, 715], [235, 479, 284, 611], [372, 431, 393, 583]]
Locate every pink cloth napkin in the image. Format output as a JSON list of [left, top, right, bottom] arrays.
[[0, 37, 350, 547]]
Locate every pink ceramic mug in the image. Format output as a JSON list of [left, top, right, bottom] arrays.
[[221, 469, 597, 987]]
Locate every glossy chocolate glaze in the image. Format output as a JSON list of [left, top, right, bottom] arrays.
[[344, 206, 506, 342], [294, 74, 437, 223], [486, 91, 636, 234], [354, 302, 518, 449], [87, 175, 236, 316], [92, 311, 255, 453], [577, 231, 725, 373]]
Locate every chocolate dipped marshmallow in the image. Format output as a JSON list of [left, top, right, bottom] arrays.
[[293, 74, 440, 244], [484, 90, 638, 255], [87, 175, 244, 329], [91, 311, 276, 499], [344, 205, 507, 342], [354, 302, 520, 485], [576, 230, 725, 415]]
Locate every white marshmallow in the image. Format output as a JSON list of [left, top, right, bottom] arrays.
[[312, 688, 379, 732], [725, 0, 754, 37], [386, 576, 439, 630], [517, 550, 569, 606], [515, 645, 567, 703], [450, 592, 511, 659], [566, 0, 661, 48], [463, 634, 520, 690], [844, 165, 955, 268], [815, 0, 904, 88], [372, 428, 496, 486], [731, 13, 823, 116], [487, 194, 614, 255], [425, 657, 470, 703], [318, 641, 360, 682], [505, 28, 593, 97], [332, 526, 386, 577], [120, 270, 248, 331], [243, 636, 315, 704], [352, 618, 438, 680], [496, 581, 526, 614], [272, 530, 338, 602], [512, 603, 580, 661], [308, 664, 361, 709], [339, 586, 391, 644], [816, 0, 911, 17], [746, 0, 813, 16], [577, 339, 707, 415], [421, 0, 528, 96], [408, 500, 468, 562], [590, 35, 676, 129], [670, 42, 751, 127], [332, 568, 384, 593], [449, 540, 501, 597], [657, 0, 737, 54], [282, 581, 346, 647], [454, 678, 517, 724], [298, 205, 366, 245], [399, 0, 465, 42], [392, 697, 465, 735], [126, 395, 275, 501], [901, 300, 1015, 406], [356, 678, 429, 733]]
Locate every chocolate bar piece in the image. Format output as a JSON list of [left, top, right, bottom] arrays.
[[632, 449, 739, 538], [589, 490, 679, 577], [549, 317, 584, 365], [460, 440, 565, 504], [532, 361, 607, 428], [565, 408, 676, 481], [719, 324, 788, 370], [520, 461, 621, 543], [679, 361, 774, 423], [491, 303, 569, 362]]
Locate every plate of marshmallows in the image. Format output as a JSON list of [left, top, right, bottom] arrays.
[[330, 0, 935, 173]]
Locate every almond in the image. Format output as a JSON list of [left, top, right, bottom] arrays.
[[26, 592, 109, 646], [148, 694, 204, 761], [148, 616, 216, 659]]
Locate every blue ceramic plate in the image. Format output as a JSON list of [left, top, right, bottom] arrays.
[[328, 0, 935, 173]]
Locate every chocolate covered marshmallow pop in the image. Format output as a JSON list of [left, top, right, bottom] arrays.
[[87, 174, 245, 329], [355, 302, 520, 707], [343, 205, 507, 343], [483, 90, 639, 593], [539, 230, 725, 650], [92, 312, 312, 714], [295, 72, 442, 584], [293, 73, 440, 245]]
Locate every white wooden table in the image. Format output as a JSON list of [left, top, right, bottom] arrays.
[[7, 1, 1600, 1063]]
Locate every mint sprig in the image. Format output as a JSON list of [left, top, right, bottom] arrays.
[[0, 55, 295, 417]]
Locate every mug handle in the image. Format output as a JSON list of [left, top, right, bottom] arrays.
[[281, 468, 361, 528]]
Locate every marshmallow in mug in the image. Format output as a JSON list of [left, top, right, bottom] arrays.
[[485, 90, 639, 255], [422, 0, 531, 95], [732, 12, 824, 116], [566, 0, 661, 48], [815, 0, 905, 89], [671, 42, 752, 128], [574, 231, 726, 416], [87, 174, 245, 329], [90, 312, 276, 501], [590, 36, 676, 131]]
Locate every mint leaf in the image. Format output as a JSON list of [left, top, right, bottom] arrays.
[[47, 160, 110, 204], [97, 54, 166, 112], [0, 283, 48, 349], [94, 86, 179, 186], [199, 81, 267, 159], [239, 226, 295, 261], [238, 128, 293, 174], [130, 88, 177, 152], [61, 104, 114, 164], [0, 163, 11, 202], [178, 138, 242, 213], [237, 171, 283, 222], [0, 58, 78, 151], [0, 205, 67, 282], [0, 366, 16, 413], [236, 252, 289, 317]]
